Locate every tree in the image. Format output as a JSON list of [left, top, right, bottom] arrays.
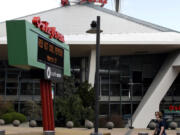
[[63, 76, 78, 97], [76, 81, 95, 108], [56, 95, 83, 126], [55, 76, 95, 126], [22, 100, 41, 120]]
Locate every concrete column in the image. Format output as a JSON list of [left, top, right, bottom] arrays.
[[88, 49, 96, 87], [132, 52, 180, 128]]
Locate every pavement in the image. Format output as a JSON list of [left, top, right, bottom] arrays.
[[0, 125, 179, 135]]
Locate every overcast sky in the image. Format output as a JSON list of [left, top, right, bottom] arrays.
[[0, 0, 180, 31]]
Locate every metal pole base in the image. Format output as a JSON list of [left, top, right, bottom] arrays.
[[138, 132, 148, 135], [0, 130, 5, 135], [90, 133, 103, 135], [44, 131, 55, 135], [129, 126, 134, 129]]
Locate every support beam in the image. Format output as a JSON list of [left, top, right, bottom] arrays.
[[132, 52, 180, 128]]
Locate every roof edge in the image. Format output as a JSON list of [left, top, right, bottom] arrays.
[[85, 4, 180, 33]]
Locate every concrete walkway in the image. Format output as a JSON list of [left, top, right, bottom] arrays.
[[0, 126, 179, 135]]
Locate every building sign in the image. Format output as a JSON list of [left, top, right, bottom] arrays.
[[32, 17, 65, 43], [6, 20, 71, 76], [169, 105, 180, 111], [38, 36, 64, 68], [44, 65, 62, 82]]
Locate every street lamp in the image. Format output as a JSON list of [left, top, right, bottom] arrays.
[[86, 16, 103, 135]]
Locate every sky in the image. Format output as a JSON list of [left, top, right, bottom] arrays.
[[0, 0, 180, 31]]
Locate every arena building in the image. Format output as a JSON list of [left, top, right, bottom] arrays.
[[0, 1, 180, 128]]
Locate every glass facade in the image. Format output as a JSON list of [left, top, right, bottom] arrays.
[[99, 54, 166, 122], [71, 57, 89, 82], [1, 52, 180, 125], [70, 54, 175, 124], [0, 61, 42, 115], [160, 74, 180, 126]]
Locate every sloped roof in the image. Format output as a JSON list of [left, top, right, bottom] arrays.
[[0, 3, 178, 33], [1, 3, 179, 38], [87, 4, 178, 32]]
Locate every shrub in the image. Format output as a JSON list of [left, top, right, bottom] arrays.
[[1, 112, 27, 124], [1, 113, 13, 124], [0, 96, 15, 116], [110, 114, 124, 128], [22, 101, 41, 120]]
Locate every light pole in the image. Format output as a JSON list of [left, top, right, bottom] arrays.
[[86, 16, 103, 135], [128, 78, 134, 129]]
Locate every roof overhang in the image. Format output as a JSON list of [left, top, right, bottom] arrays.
[[1, 32, 180, 57], [2, 32, 180, 45], [0, 32, 180, 45], [65, 32, 180, 45]]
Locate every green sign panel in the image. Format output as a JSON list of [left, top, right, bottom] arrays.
[[6, 20, 71, 76]]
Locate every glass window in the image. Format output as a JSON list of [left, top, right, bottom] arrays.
[[100, 103, 109, 115], [110, 74, 120, 83], [132, 84, 143, 96], [133, 103, 139, 114], [110, 84, 120, 96], [6, 88, 17, 95], [34, 88, 40, 95], [0, 81, 5, 95], [108, 57, 119, 69], [0, 71, 5, 78], [174, 85, 180, 96], [101, 74, 109, 84], [133, 71, 142, 83], [100, 56, 110, 69], [111, 104, 120, 115], [101, 84, 109, 96], [122, 104, 131, 116], [120, 65, 130, 76], [71, 57, 81, 69], [21, 83, 33, 95]]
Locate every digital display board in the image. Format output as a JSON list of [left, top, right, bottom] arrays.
[[38, 36, 64, 68]]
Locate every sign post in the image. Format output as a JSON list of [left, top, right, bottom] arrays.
[[6, 17, 71, 135], [40, 80, 55, 134]]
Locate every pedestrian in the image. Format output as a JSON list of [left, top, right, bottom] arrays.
[[153, 111, 167, 135]]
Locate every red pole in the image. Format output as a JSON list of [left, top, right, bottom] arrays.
[[46, 80, 51, 130], [40, 79, 48, 131], [40, 79, 55, 134]]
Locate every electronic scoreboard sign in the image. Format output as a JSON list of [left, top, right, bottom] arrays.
[[38, 36, 64, 68], [6, 19, 71, 77]]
